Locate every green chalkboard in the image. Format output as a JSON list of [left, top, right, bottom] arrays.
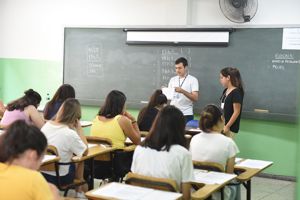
[[64, 28, 300, 122]]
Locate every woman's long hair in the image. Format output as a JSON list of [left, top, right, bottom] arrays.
[[220, 67, 244, 96], [142, 105, 186, 151], [7, 89, 41, 111], [55, 98, 81, 126], [137, 89, 167, 125], [98, 90, 126, 119], [44, 84, 75, 119]]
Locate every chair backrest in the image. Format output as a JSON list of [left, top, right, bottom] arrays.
[[86, 136, 112, 146], [193, 161, 225, 172], [125, 172, 178, 192]]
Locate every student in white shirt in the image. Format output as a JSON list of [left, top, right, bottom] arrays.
[[41, 98, 88, 196], [131, 105, 194, 200], [189, 104, 240, 200]]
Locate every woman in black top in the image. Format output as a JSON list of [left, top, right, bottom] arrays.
[[219, 67, 244, 137], [137, 89, 167, 131]]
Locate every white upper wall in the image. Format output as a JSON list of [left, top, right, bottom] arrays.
[[190, 0, 300, 26], [0, 0, 299, 61]]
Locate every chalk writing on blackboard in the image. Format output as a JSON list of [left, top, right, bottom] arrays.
[[159, 48, 191, 86], [86, 44, 103, 77]]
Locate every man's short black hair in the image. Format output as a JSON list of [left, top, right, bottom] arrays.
[[175, 57, 188, 67]]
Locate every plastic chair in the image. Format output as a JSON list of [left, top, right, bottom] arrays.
[[41, 145, 87, 196]]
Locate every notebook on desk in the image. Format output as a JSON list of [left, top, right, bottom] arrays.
[[42, 155, 58, 163]]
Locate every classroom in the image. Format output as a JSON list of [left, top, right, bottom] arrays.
[[0, 0, 299, 200]]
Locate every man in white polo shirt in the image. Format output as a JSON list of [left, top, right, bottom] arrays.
[[168, 57, 199, 122]]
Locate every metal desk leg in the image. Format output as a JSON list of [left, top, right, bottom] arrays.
[[87, 158, 95, 190], [243, 180, 251, 200]]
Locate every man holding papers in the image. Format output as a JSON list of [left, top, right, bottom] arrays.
[[167, 57, 199, 122]]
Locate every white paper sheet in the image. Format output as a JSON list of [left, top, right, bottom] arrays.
[[235, 159, 273, 169], [162, 87, 175, 100], [282, 28, 300, 50], [92, 182, 154, 200], [193, 169, 236, 184], [88, 143, 98, 148], [80, 120, 92, 127], [42, 155, 57, 164], [125, 137, 145, 144], [142, 190, 182, 200], [187, 128, 201, 132], [235, 157, 243, 164], [92, 183, 181, 200]]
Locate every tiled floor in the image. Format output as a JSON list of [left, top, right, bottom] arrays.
[[64, 176, 296, 200], [240, 177, 296, 200]]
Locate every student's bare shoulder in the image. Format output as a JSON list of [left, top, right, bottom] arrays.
[[25, 105, 38, 112]]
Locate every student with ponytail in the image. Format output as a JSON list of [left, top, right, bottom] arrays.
[[219, 67, 244, 137], [0, 89, 44, 129], [190, 104, 239, 200]]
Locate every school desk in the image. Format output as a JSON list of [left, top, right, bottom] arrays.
[[185, 127, 201, 136], [234, 159, 273, 200], [72, 144, 116, 190], [191, 170, 237, 200], [85, 182, 182, 200], [80, 120, 92, 127]]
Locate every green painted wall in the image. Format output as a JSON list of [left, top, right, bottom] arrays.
[[0, 58, 298, 177]]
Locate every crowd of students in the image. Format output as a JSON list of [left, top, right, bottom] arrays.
[[0, 66, 244, 200]]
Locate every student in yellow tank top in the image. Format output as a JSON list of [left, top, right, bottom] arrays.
[[0, 120, 60, 200], [90, 90, 141, 149]]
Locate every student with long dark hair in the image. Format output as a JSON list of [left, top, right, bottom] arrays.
[[219, 67, 244, 137], [137, 89, 167, 131], [90, 90, 140, 149], [0, 89, 44, 129], [190, 104, 239, 200], [131, 105, 194, 200], [44, 84, 75, 120], [41, 98, 88, 196], [0, 120, 59, 200]]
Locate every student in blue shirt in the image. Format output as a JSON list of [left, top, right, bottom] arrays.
[[44, 84, 75, 120]]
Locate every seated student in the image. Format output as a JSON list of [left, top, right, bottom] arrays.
[[0, 89, 44, 129], [41, 98, 88, 196], [44, 84, 75, 120], [0, 120, 59, 200], [189, 104, 240, 200], [90, 90, 140, 149], [131, 105, 194, 200], [137, 89, 167, 131]]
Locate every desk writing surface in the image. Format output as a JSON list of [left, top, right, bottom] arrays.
[[235, 159, 273, 169], [193, 169, 236, 184], [86, 182, 182, 200], [64, 28, 300, 122]]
